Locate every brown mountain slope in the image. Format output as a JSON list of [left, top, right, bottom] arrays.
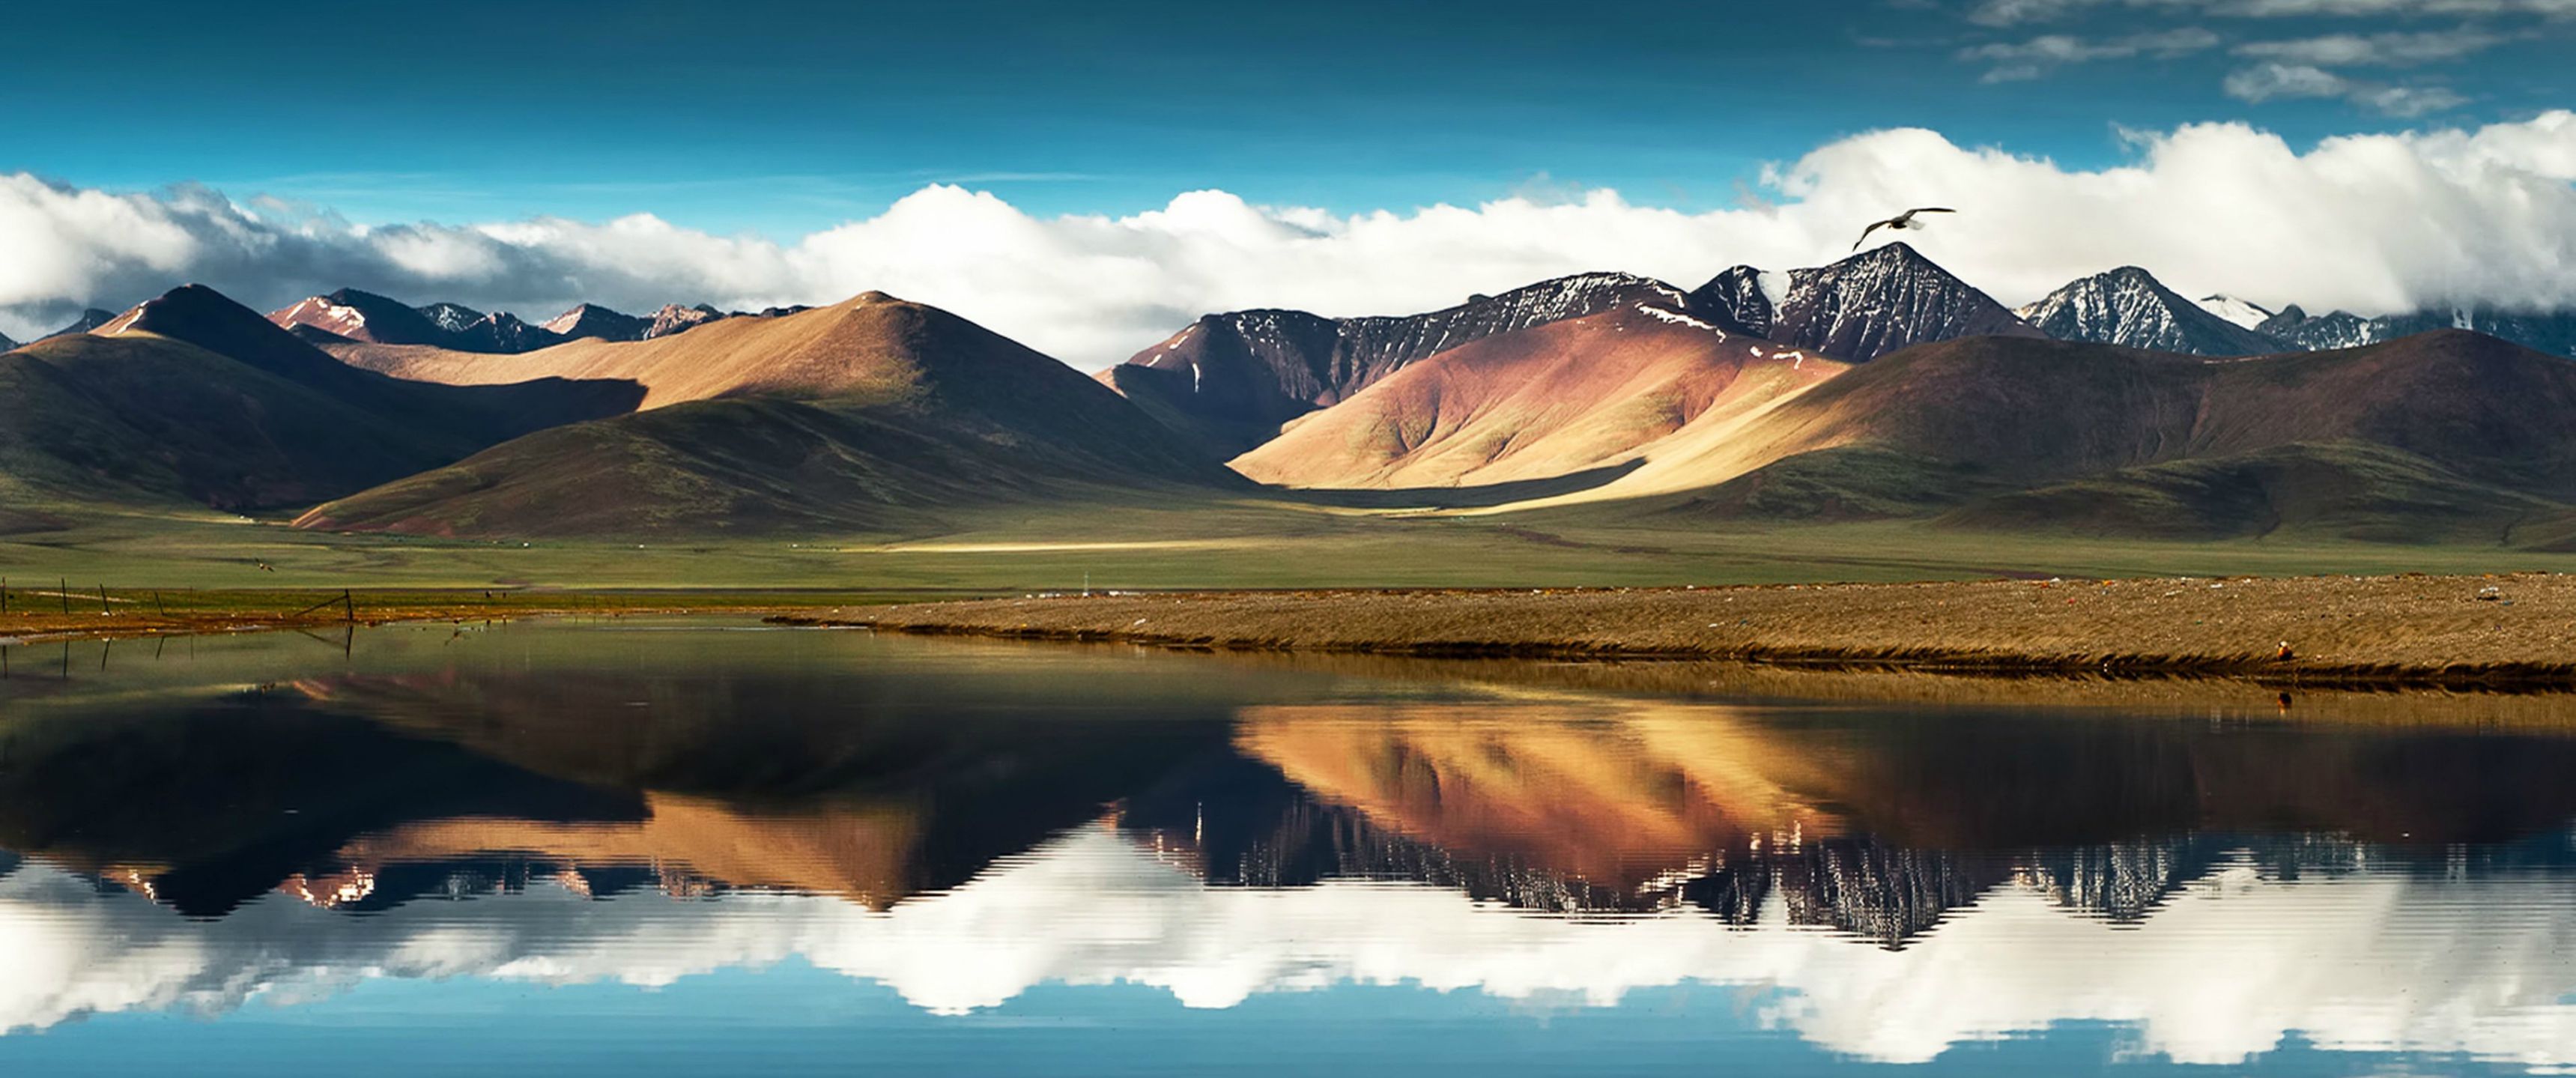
[[321, 291, 1046, 408], [0, 285, 637, 514], [1100, 273, 1709, 457], [1539, 330, 2576, 541], [295, 292, 1246, 537], [1232, 303, 1843, 489]]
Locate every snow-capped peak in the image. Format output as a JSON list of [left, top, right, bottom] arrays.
[[2196, 294, 2276, 332], [416, 302, 481, 333]]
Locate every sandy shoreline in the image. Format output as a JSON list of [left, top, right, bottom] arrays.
[[823, 574, 2576, 687]]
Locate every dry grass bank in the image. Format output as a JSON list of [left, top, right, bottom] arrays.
[[828, 573, 2576, 686]]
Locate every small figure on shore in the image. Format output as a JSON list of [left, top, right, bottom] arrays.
[[2274, 641, 2295, 661]]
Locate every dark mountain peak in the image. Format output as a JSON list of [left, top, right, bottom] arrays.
[[2018, 266, 2282, 357], [1769, 243, 2043, 362], [270, 289, 578, 354], [415, 301, 486, 335], [1688, 264, 1787, 337], [540, 303, 648, 342], [452, 310, 565, 354], [273, 289, 449, 348], [646, 303, 727, 339], [0, 328, 15, 351], [105, 284, 354, 384], [2369, 307, 2576, 359], [1691, 246, 2039, 363], [1480, 269, 1680, 307], [322, 286, 407, 308], [42, 308, 119, 340], [1809, 242, 1981, 293], [1838, 240, 1938, 269], [2259, 306, 2379, 351]]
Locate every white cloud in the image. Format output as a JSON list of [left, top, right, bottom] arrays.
[[6, 111, 2576, 364], [7, 832, 2576, 1070], [1958, 27, 2222, 80], [2224, 59, 2367, 97], [2222, 61, 2471, 115], [2233, 26, 2512, 64]]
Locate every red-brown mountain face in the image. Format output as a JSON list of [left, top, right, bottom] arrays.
[[270, 288, 461, 348], [1232, 301, 1841, 490], [1103, 273, 1719, 455], [1111, 246, 2043, 458]]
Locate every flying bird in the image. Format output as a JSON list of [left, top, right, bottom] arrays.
[[1851, 207, 1956, 251]]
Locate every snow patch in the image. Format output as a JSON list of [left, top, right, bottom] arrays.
[[1756, 270, 1790, 311], [2195, 294, 2275, 331], [1633, 302, 1724, 336]]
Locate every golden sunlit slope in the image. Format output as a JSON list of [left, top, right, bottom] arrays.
[[1502, 330, 2576, 542], [1233, 698, 1840, 891], [1231, 304, 1844, 489], [294, 291, 1246, 537], [326, 795, 924, 906], [324, 291, 1047, 408]]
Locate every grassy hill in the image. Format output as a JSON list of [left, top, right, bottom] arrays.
[[0, 286, 638, 519], [1521, 330, 2576, 546], [297, 293, 1246, 538]]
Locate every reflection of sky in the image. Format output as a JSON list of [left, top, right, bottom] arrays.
[[6, 829, 2574, 1075]]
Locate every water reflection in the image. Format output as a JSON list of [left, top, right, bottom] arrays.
[[5, 623, 2576, 1073]]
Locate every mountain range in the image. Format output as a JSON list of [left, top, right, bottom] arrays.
[[2016, 267, 2283, 357], [11, 242, 2576, 547], [265, 288, 801, 355]]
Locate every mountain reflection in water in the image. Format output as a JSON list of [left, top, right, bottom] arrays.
[[4, 620, 2576, 1074]]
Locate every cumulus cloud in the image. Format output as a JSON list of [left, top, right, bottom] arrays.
[[7, 112, 2576, 365], [1957, 27, 2221, 80], [10, 832, 2576, 1069]]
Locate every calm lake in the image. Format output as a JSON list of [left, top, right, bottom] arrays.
[[4, 618, 2575, 1075]]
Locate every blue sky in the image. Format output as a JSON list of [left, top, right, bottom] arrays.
[[5, 0, 2566, 237], [2, 0, 2572, 360]]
